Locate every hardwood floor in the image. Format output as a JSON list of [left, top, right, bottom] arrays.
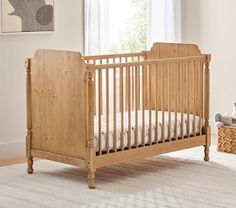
[[0, 157, 26, 167]]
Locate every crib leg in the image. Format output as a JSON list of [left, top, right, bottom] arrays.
[[26, 131, 33, 174], [204, 146, 210, 161], [27, 157, 34, 174], [88, 170, 96, 189], [87, 139, 96, 189], [203, 126, 211, 162]]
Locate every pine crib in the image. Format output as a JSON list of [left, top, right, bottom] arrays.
[[25, 43, 211, 189]]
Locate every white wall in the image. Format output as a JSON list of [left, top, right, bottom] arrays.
[[182, 0, 236, 134], [2, 0, 235, 159], [181, 0, 201, 44], [0, 0, 84, 159]]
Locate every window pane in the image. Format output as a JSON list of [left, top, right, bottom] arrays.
[[109, 0, 147, 53]]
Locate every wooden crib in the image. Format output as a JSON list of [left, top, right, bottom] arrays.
[[25, 43, 211, 189]]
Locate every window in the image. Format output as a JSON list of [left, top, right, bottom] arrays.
[[84, 0, 181, 114], [84, 0, 181, 55], [108, 0, 148, 53]]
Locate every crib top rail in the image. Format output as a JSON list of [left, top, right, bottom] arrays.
[[84, 52, 146, 65], [87, 54, 210, 71], [84, 52, 146, 60]]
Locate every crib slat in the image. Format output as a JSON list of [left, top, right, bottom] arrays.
[[127, 66, 131, 149], [148, 64, 152, 145], [187, 61, 190, 138], [98, 69, 102, 155], [175, 62, 178, 141], [106, 68, 110, 154], [155, 64, 158, 144], [120, 67, 124, 151], [125, 57, 128, 111], [135, 65, 138, 148], [181, 62, 184, 140], [125, 65, 127, 111], [132, 63, 135, 110], [130, 56, 135, 111], [193, 61, 196, 137], [142, 65, 145, 147], [137, 65, 141, 110], [94, 64, 97, 116], [113, 67, 117, 152], [168, 64, 171, 142], [161, 64, 165, 143]]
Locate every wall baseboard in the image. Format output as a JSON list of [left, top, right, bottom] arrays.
[[0, 140, 25, 160]]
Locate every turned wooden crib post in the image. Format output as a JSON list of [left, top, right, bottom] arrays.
[[203, 55, 211, 161], [86, 69, 96, 189], [25, 59, 33, 174]]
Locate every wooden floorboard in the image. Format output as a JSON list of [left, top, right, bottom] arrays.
[[0, 156, 26, 167]]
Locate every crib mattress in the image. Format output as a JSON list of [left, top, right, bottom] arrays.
[[94, 111, 201, 152]]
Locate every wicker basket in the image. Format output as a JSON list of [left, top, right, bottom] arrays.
[[217, 127, 236, 154]]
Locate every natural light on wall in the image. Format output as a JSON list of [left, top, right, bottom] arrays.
[[84, 0, 181, 54]]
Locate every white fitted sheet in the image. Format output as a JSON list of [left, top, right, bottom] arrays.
[[94, 111, 201, 152]]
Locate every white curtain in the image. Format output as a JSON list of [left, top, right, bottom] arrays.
[[84, 0, 181, 54], [84, 0, 110, 55], [147, 0, 181, 48]]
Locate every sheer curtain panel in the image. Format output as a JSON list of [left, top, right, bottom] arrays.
[[84, 0, 181, 54], [147, 0, 181, 48]]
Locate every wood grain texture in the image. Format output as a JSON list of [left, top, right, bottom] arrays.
[[95, 136, 206, 168], [144, 43, 207, 117], [147, 42, 201, 58], [25, 59, 33, 174], [30, 50, 87, 159], [86, 71, 96, 188], [26, 43, 211, 189]]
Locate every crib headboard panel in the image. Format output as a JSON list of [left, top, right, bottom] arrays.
[[144, 43, 208, 117], [146, 42, 201, 59], [29, 49, 87, 159]]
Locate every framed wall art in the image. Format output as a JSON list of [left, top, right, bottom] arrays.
[[0, 0, 54, 34]]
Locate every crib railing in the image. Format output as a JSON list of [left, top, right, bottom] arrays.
[[84, 52, 146, 116], [84, 52, 146, 65], [87, 55, 210, 156]]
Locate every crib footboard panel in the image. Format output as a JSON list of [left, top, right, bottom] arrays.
[[28, 49, 87, 160]]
